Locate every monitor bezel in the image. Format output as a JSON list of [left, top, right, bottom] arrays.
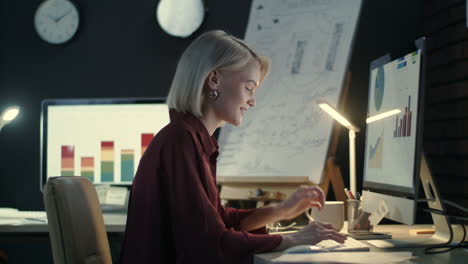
[[362, 37, 426, 199], [40, 97, 167, 191]]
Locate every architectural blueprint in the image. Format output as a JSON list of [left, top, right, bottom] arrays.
[[217, 0, 362, 183]]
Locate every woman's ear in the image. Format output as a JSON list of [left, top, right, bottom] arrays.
[[206, 70, 221, 89]]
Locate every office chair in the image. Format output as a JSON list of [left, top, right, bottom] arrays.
[[43, 176, 112, 264]]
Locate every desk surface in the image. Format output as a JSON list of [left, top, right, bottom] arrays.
[[2, 214, 467, 263], [254, 224, 468, 264], [0, 213, 127, 233]]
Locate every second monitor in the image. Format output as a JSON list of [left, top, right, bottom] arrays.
[[361, 38, 451, 248], [40, 98, 170, 189]]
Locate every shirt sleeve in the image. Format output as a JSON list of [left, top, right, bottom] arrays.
[[162, 129, 282, 263], [220, 206, 269, 234]]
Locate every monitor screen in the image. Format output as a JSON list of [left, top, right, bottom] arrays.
[[363, 40, 425, 196], [40, 98, 169, 189]]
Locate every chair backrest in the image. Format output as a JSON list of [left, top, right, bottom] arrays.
[[43, 176, 112, 264]]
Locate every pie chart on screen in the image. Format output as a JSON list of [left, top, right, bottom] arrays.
[[374, 66, 384, 111]]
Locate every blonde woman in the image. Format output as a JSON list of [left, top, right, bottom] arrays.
[[120, 30, 345, 264]]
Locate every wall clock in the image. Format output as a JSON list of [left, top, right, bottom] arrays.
[[34, 0, 80, 45]]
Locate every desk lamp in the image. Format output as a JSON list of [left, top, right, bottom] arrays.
[[318, 101, 359, 197], [366, 109, 401, 124], [0, 106, 20, 133], [318, 102, 401, 196]]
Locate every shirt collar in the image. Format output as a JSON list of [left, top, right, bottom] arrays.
[[169, 109, 219, 157]]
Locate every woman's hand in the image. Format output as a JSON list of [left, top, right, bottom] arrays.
[[276, 186, 325, 221], [276, 221, 346, 250]]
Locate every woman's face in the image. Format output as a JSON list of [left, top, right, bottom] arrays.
[[214, 59, 260, 126]]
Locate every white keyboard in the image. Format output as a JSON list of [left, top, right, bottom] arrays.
[[316, 236, 370, 252]]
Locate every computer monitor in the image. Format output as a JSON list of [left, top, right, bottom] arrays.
[[362, 41, 423, 225], [40, 98, 169, 190], [361, 38, 452, 248]]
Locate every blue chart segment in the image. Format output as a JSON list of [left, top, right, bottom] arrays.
[[121, 149, 134, 182], [368, 133, 383, 168], [374, 66, 385, 111], [394, 96, 412, 138]]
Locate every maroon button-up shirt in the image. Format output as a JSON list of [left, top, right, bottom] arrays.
[[120, 110, 282, 264]]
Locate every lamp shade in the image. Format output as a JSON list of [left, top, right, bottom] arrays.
[[0, 106, 20, 132], [157, 0, 205, 38], [366, 109, 401, 124], [318, 101, 359, 132]]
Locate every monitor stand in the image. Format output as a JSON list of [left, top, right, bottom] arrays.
[[368, 154, 452, 248]]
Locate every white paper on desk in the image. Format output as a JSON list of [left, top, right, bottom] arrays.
[[0, 207, 20, 217], [0, 219, 23, 225], [96, 186, 128, 206], [273, 251, 414, 264], [105, 187, 128, 206], [0, 218, 47, 225]]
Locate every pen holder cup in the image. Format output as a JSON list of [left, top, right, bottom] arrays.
[[347, 199, 373, 233]]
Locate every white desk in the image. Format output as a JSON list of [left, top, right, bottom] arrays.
[[0, 213, 127, 233], [255, 224, 468, 264]]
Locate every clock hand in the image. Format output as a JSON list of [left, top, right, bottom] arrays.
[[47, 14, 57, 22], [55, 8, 73, 23]]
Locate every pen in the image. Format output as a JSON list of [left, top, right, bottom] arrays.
[[344, 188, 355, 200], [344, 188, 350, 199], [344, 188, 356, 200]]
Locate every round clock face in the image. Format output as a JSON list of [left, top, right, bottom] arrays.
[[34, 0, 80, 45], [157, 0, 204, 38]]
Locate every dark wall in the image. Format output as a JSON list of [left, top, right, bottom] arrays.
[[0, 0, 427, 213], [0, 0, 252, 210], [423, 0, 468, 207]]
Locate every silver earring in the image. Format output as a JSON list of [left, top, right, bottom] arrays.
[[208, 89, 220, 101]]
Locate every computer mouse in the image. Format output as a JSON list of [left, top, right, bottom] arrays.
[[283, 245, 327, 254]]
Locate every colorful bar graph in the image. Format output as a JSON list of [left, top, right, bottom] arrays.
[[394, 96, 412, 138], [400, 119, 403, 137], [407, 112, 412, 137], [101, 141, 114, 182], [58, 132, 155, 182], [121, 149, 134, 182], [61, 145, 74, 176], [403, 112, 407, 136], [141, 133, 154, 156], [81, 157, 94, 181]]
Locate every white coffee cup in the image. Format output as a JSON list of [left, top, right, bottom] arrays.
[[305, 201, 344, 231]]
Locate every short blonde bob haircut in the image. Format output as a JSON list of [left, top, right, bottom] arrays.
[[166, 30, 271, 118]]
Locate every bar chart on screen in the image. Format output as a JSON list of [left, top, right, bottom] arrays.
[[46, 103, 169, 184], [58, 133, 154, 183], [394, 96, 412, 138]]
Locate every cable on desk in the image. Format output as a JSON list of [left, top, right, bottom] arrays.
[[421, 199, 468, 254]]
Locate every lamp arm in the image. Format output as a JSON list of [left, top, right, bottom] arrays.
[[349, 129, 357, 197]]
